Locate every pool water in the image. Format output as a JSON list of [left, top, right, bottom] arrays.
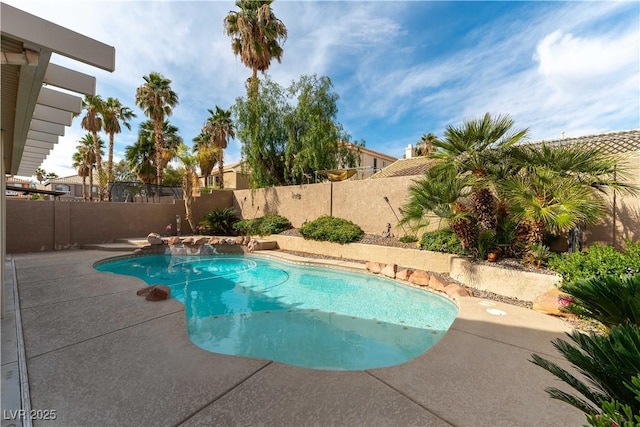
[[96, 254, 458, 370]]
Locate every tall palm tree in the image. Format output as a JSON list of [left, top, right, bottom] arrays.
[[415, 133, 437, 157], [192, 131, 218, 188], [431, 113, 529, 232], [72, 134, 104, 201], [203, 106, 235, 189], [102, 97, 136, 201], [79, 95, 105, 201], [224, 0, 287, 95], [135, 72, 179, 187]]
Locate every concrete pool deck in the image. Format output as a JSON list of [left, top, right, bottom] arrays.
[[2, 249, 585, 426]]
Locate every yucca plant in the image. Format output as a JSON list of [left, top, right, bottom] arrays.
[[530, 323, 640, 415], [561, 274, 640, 328]]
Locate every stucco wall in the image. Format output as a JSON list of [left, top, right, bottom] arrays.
[[233, 176, 440, 236], [6, 192, 233, 253]]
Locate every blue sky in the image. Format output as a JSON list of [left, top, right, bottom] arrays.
[[9, 0, 640, 178]]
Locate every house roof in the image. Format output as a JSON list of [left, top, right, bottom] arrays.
[[341, 142, 398, 162], [6, 176, 32, 184], [45, 174, 90, 185], [524, 129, 640, 155], [369, 156, 435, 179]]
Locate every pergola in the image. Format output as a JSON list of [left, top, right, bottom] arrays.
[[1, 3, 115, 316]]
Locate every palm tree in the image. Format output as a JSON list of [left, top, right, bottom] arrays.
[[203, 106, 235, 189], [431, 113, 529, 232], [224, 0, 287, 95], [102, 97, 136, 201], [34, 167, 46, 184], [72, 134, 104, 201], [176, 144, 199, 233], [79, 95, 106, 201], [498, 143, 637, 247], [135, 72, 179, 187], [192, 131, 218, 188], [415, 133, 437, 157], [401, 166, 479, 251]]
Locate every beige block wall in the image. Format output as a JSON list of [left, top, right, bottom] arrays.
[[232, 176, 438, 236], [586, 153, 640, 248], [6, 192, 234, 253]]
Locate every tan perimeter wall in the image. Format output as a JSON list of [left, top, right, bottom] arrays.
[[233, 176, 440, 236], [6, 191, 233, 253]]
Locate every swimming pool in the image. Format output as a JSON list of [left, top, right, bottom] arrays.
[[96, 254, 458, 370]]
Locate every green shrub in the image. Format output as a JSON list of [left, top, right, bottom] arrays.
[[530, 323, 640, 415], [199, 208, 240, 235], [419, 228, 466, 255], [232, 214, 292, 236], [299, 216, 364, 244], [399, 235, 418, 244], [585, 375, 640, 426], [561, 274, 640, 328], [548, 241, 640, 286]]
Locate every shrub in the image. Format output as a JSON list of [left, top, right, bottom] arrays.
[[585, 375, 640, 426], [299, 216, 364, 244], [561, 274, 640, 328], [199, 208, 240, 235], [232, 214, 292, 236], [548, 241, 640, 286], [399, 235, 418, 244], [530, 323, 640, 415], [419, 228, 466, 255]]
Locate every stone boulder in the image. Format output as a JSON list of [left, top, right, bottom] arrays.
[[209, 237, 220, 245], [136, 285, 171, 301], [396, 269, 413, 281], [194, 236, 208, 245], [243, 236, 251, 245], [235, 236, 244, 245], [366, 262, 382, 274], [409, 270, 431, 286], [182, 237, 194, 245], [532, 288, 572, 317], [167, 236, 181, 246], [380, 263, 397, 279], [428, 274, 448, 292], [147, 233, 163, 245], [444, 284, 471, 298], [133, 248, 144, 256]]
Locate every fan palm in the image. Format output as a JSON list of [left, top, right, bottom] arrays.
[[415, 133, 437, 157], [499, 143, 637, 247], [203, 106, 235, 189], [72, 134, 104, 201], [224, 0, 287, 96], [79, 95, 105, 201], [135, 72, 179, 187], [102, 97, 136, 201], [400, 166, 478, 251], [431, 113, 528, 231]]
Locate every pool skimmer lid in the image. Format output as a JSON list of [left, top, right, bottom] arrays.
[[486, 308, 507, 316]]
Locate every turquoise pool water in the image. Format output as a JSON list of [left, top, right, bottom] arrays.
[[96, 254, 458, 370]]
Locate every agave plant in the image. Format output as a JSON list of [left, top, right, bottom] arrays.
[[561, 274, 640, 328], [530, 323, 640, 415]]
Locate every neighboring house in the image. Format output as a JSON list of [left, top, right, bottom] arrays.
[[5, 176, 32, 197], [45, 175, 98, 200], [338, 143, 398, 180], [201, 161, 250, 190], [370, 144, 434, 179]]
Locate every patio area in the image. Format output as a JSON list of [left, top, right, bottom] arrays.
[[2, 249, 585, 426]]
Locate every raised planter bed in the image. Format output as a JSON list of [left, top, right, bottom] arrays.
[[269, 234, 561, 302]]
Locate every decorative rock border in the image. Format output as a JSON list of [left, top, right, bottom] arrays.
[[365, 261, 471, 303], [133, 233, 260, 256]]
